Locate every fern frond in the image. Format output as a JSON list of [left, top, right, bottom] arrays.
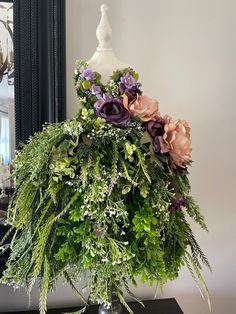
[[32, 199, 53, 239], [80, 153, 92, 188], [51, 191, 81, 224], [9, 179, 37, 227], [39, 256, 50, 314], [121, 160, 138, 186], [185, 196, 208, 230], [9, 228, 19, 250], [47, 180, 62, 205], [188, 233, 212, 272], [123, 280, 144, 307], [30, 215, 54, 289], [63, 271, 87, 304], [63, 306, 87, 314], [136, 147, 151, 183], [185, 251, 211, 311], [117, 291, 133, 314], [0, 226, 14, 246], [108, 141, 119, 195], [183, 255, 205, 300]]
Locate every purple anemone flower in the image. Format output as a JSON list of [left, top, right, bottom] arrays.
[[119, 84, 142, 103], [80, 68, 95, 81], [91, 84, 101, 96], [94, 93, 110, 110], [97, 98, 130, 127], [152, 137, 161, 154], [94, 99, 104, 110], [169, 195, 186, 212], [173, 165, 188, 176], [144, 120, 165, 153], [121, 73, 136, 89]]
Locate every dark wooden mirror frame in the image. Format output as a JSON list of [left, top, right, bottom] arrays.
[[1, 0, 66, 146], [0, 0, 66, 273]]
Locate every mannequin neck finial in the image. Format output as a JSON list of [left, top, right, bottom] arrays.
[[88, 4, 130, 83], [96, 4, 112, 52]]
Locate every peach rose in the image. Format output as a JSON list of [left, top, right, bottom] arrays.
[[159, 119, 192, 167], [128, 95, 160, 122]]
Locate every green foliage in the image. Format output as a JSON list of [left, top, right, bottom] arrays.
[[39, 256, 50, 314], [0, 65, 210, 312]]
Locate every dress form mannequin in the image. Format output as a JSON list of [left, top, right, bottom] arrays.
[[88, 4, 130, 84]]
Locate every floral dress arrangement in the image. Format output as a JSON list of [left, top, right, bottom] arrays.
[[0, 61, 211, 314]]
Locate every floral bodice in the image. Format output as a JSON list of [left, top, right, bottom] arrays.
[[74, 60, 191, 169]]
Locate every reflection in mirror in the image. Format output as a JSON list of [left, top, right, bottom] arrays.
[[0, 1, 14, 191]]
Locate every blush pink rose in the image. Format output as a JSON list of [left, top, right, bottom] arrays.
[[128, 95, 160, 122], [159, 119, 192, 167]]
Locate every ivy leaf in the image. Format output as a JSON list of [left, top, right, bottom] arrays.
[[149, 143, 156, 162], [52, 176, 59, 183], [152, 217, 158, 225], [82, 134, 92, 146], [122, 184, 132, 195], [140, 131, 152, 145], [94, 117, 106, 128], [82, 80, 91, 90], [139, 182, 149, 198], [94, 71, 101, 83], [133, 72, 139, 81]]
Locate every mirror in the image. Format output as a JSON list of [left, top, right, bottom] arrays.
[[0, 1, 14, 191], [0, 0, 66, 273], [0, 0, 67, 193]]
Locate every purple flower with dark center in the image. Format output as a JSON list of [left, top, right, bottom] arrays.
[[94, 99, 104, 110], [119, 84, 142, 102], [80, 68, 95, 81], [173, 165, 188, 176], [121, 73, 136, 89], [144, 120, 165, 153], [94, 93, 110, 110], [97, 98, 130, 127], [152, 137, 161, 153], [145, 120, 164, 138], [91, 84, 101, 96], [169, 195, 186, 212]]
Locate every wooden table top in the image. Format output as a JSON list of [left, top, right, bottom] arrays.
[[2, 298, 184, 314]]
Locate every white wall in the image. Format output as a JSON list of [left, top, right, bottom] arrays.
[[66, 1, 236, 313], [0, 0, 235, 313]]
